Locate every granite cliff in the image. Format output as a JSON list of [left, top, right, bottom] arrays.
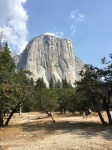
[[14, 35, 84, 86]]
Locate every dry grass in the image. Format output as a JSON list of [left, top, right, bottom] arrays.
[[0, 112, 112, 150]]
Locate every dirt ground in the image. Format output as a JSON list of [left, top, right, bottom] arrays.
[[0, 112, 112, 150]]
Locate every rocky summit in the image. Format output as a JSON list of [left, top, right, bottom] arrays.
[[14, 35, 84, 86]]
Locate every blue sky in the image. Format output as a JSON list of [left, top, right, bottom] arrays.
[[0, 0, 112, 68]]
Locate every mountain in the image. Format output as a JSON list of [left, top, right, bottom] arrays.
[[13, 35, 84, 86], [10, 51, 20, 65], [75, 56, 84, 80]]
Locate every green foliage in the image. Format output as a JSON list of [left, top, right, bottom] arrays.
[[0, 43, 16, 115], [55, 80, 62, 88], [40, 88, 57, 112], [0, 43, 15, 72], [55, 78, 72, 88], [34, 84, 57, 113], [35, 77, 46, 90], [56, 88, 76, 113], [15, 68, 34, 103], [5, 68, 34, 125], [0, 43, 34, 125], [62, 77, 72, 88], [49, 77, 53, 88], [76, 54, 112, 125]]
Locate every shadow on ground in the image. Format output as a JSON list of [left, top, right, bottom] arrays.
[[20, 118, 112, 141]]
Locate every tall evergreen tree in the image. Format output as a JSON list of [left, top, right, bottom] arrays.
[[49, 77, 53, 88], [0, 43, 16, 125], [5, 68, 33, 126], [62, 77, 72, 88], [35, 77, 46, 90], [55, 80, 62, 88]]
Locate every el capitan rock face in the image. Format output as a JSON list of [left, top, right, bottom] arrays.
[[16, 35, 84, 86], [75, 56, 84, 80]]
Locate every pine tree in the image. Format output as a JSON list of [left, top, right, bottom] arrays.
[[0, 43, 16, 125], [49, 77, 53, 88]]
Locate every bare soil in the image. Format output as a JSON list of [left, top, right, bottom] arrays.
[[0, 112, 112, 150]]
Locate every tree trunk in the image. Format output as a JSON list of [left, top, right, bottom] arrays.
[[44, 110, 51, 117], [19, 106, 22, 116], [93, 99, 107, 126], [5, 102, 21, 126], [64, 108, 66, 114], [103, 98, 112, 125], [106, 109, 112, 125], [44, 110, 55, 122], [59, 105, 63, 114], [0, 115, 3, 126], [50, 112, 55, 123]]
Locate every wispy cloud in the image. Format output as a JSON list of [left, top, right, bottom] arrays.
[[70, 9, 85, 22], [44, 32, 64, 38], [70, 9, 85, 36], [70, 25, 76, 37], [0, 0, 28, 54]]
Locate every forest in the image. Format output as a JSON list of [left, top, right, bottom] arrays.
[[0, 43, 112, 126]]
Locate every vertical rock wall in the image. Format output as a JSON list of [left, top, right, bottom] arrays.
[[17, 35, 84, 86]]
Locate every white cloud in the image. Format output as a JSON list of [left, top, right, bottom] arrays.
[[70, 9, 85, 37], [44, 32, 57, 37], [44, 32, 64, 38], [70, 9, 85, 22], [0, 0, 28, 54]]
